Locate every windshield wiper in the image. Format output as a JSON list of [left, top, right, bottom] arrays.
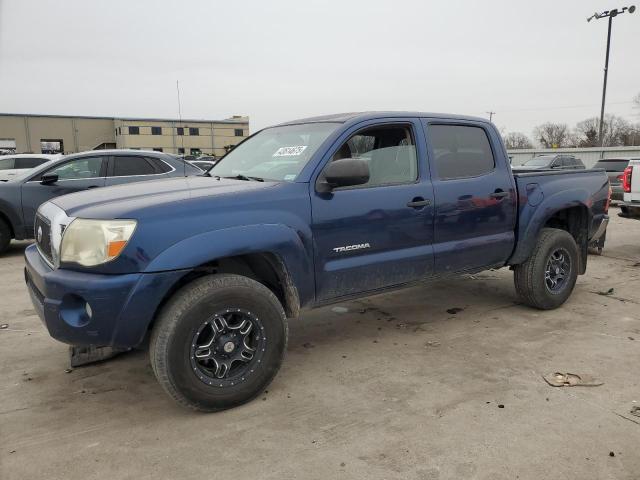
[[223, 174, 264, 182]]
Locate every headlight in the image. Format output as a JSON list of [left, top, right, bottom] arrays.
[[60, 219, 137, 267]]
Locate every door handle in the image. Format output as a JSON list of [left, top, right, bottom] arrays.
[[490, 191, 509, 199], [407, 198, 432, 208]]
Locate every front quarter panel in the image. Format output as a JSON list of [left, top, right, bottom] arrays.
[[0, 184, 24, 238], [144, 223, 314, 306]]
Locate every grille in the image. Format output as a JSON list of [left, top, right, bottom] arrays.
[[34, 214, 53, 263]]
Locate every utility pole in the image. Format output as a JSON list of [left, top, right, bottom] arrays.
[[587, 5, 636, 146], [486, 111, 496, 122]]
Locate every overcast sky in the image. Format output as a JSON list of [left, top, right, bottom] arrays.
[[0, 0, 638, 138]]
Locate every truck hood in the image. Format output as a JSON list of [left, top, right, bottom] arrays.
[[50, 176, 279, 218]]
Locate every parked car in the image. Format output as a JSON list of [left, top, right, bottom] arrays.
[[592, 157, 638, 201], [0, 149, 200, 253], [24, 112, 609, 411], [189, 159, 218, 171], [513, 154, 585, 170], [0, 154, 60, 181], [620, 159, 640, 218]]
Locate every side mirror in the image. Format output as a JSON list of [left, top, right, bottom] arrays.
[[41, 173, 59, 185], [319, 158, 370, 192]]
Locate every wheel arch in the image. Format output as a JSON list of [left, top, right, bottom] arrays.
[[509, 194, 591, 274], [145, 251, 301, 342]]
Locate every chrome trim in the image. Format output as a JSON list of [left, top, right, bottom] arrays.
[[35, 202, 75, 269], [25, 158, 176, 183]]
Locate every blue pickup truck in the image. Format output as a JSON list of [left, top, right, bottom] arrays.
[[24, 112, 610, 411]]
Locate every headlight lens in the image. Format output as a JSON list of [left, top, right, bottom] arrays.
[[60, 219, 137, 266]]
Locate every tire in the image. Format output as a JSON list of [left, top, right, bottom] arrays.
[[514, 228, 579, 310], [0, 219, 11, 255], [150, 274, 288, 412]]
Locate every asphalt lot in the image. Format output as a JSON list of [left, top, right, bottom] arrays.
[[1, 207, 639, 480]]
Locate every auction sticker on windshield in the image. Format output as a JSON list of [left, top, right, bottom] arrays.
[[273, 146, 307, 157]]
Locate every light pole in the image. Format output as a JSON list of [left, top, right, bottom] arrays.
[[587, 5, 636, 146]]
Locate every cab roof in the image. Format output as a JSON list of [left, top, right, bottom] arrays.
[[277, 111, 490, 126]]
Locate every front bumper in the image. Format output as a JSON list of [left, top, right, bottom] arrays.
[[24, 244, 186, 348]]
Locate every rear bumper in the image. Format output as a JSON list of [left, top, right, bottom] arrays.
[[24, 244, 186, 348], [610, 185, 623, 201]]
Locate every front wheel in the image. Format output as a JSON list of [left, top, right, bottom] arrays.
[[514, 228, 579, 310], [0, 219, 11, 254], [150, 274, 288, 412]]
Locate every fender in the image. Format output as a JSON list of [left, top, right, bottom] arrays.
[[144, 223, 314, 307], [508, 187, 592, 266]]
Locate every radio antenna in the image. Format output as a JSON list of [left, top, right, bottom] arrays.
[[176, 80, 186, 176]]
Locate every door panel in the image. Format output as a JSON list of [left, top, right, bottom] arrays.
[[423, 121, 516, 274], [311, 119, 435, 302], [21, 156, 106, 236]]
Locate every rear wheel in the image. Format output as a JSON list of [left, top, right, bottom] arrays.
[[150, 274, 288, 412], [514, 228, 579, 310], [0, 219, 11, 254]]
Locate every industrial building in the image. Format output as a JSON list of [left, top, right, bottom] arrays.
[[0, 113, 249, 157]]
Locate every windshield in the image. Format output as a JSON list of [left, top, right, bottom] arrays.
[[0, 158, 15, 170], [523, 156, 554, 167], [210, 123, 340, 181]]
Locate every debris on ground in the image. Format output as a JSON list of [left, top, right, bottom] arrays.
[[609, 451, 615, 457], [543, 372, 604, 387], [0, 324, 8, 329], [446, 307, 464, 314], [302, 342, 314, 349], [498, 404, 505, 408], [425, 341, 440, 348], [597, 288, 615, 296], [331, 306, 349, 314], [69, 345, 130, 368], [630, 406, 640, 418], [64, 368, 73, 374]]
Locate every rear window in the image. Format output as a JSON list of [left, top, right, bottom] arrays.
[[15, 157, 48, 169], [593, 160, 629, 172]]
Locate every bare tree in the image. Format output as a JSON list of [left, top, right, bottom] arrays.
[[574, 117, 600, 147], [503, 132, 533, 149], [533, 123, 570, 148], [575, 114, 635, 146]]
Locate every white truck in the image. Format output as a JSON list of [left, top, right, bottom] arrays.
[[620, 159, 640, 218]]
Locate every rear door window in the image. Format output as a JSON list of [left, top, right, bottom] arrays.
[[111, 156, 158, 176], [429, 125, 495, 179]]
